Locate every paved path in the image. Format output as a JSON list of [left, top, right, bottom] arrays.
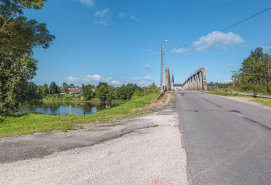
[[0, 95, 188, 185], [176, 91, 271, 184]]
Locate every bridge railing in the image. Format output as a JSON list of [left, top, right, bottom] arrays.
[[181, 67, 207, 90]]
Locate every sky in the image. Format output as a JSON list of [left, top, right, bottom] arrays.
[[24, 0, 271, 87]]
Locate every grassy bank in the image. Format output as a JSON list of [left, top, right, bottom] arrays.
[[206, 90, 271, 108], [207, 90, 240, 96], [0, 93, 160, 138], [252, 98, 271, 107]]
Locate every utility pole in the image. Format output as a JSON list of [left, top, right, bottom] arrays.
[[269, 52, 271, 83], [160, 41, 163, 92], [160, 40, 168, 92]]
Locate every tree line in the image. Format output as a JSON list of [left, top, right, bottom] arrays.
[[26, 81, 159, 101]]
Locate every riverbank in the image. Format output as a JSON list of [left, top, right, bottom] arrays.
[[42, 98, 127, 104], [0, 92, 172, 138], [0, 92, 188, 185]]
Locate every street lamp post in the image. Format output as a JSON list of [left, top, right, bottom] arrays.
[[160, 40, 168, 92]]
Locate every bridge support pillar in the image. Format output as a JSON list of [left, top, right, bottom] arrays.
[[195, 74, 199, 90], [201, 67, 207, 90], [199, 73, 202, 90]]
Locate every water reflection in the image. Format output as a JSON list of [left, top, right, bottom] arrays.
[[19, 102, 118, 115]]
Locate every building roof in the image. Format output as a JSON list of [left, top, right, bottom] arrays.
[[173, 84, 182, 87], [69, 87, 83, 94]]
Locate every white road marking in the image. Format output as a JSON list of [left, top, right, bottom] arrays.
[[232, 112, 242, 117]]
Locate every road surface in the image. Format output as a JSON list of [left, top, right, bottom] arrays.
[[176, 90, 271, 184]]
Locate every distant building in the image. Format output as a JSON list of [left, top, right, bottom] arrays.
[[69, 87, 83, 95], [173, 84, 182, 90], [59, 87, 67, 94]]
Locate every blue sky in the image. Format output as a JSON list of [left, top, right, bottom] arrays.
[[25, 0, 271, 87]]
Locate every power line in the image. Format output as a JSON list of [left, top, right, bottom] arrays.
[[165, 6, 271, 52]]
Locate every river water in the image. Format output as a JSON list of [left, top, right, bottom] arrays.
[[19, 102, 119, 115]]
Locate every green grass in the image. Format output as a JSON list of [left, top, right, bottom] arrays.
[[207, 90, 240, 96], [252, 98, 271, 107], [0, 93, 159, 138]]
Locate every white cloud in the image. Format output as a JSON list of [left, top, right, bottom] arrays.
[[132, 78, 140, 81], [65, 76, 81, 84], [79, 0, 94, 6], [65, 74, 116, 84], [110, 81, 122, 85], [82, 74, 112, 83], [192, 31, 244, 52], [119, 12, 125, 18], [227, 64, 237, 67], [94, 8, 110, 25], [224, 79, 233, 83], [143, 76, 152, 81], [142, 65, 151, 71], [171, 47, 191, 54], [137, 80, 152, 87], [131, 15, 140, 22], [94, 8, 110, 17]]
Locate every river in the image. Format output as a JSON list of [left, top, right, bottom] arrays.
[[19, 102, 119, 115]]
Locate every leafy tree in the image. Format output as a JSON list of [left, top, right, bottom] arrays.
[[231, 47, 270, 93], [208, 81, 214, 86], [62, 82, 69, 92], [0, 0, 55, 116], [25, 82, 42, 103], [108, 85, 116, 99], [115, 85, 127, 100], [37, 85, 43, 97], [125, 83, 141, 99], [69, 84, 74, 88], [96, 85, 108, 100], [147, 83, 157, 93], [96, 82, 108, 90], [82, 84, 93, 100], [42, 83, 49, 96], [49, 82, 59, 94]]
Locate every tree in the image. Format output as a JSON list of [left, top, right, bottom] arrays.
[[0, 0, 55, 116], [62, 82, 69, 92], [82, 84, 93, 100], [37, 85, 43, 97], [96, 82, 108, 90], [108, 85, 116, 99], [49, 82, 59, 94], [96, 85, 108, 101], [115, 85, 127, 100], [231, 47, 270, 93], [69, 84, 74, 88], [42, 83, 49, 96]]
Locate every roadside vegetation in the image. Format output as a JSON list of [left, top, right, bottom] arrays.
[[252, 98, 271, 107], [0, 91, 173, 138]]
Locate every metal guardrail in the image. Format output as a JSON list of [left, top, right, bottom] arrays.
[[156, 91, 163, 100], [216, 89, 271, 99], [235, 92, 271, 99]]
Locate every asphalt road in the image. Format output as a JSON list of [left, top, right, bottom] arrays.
[[176, 90, 271, 185]]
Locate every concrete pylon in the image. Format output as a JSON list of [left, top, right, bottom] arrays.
[[165, 68, 170, 91], [195, 74, 199, 90], [201, 67, 207, 90], [199, 73, 202, 90], [192, 76, 195, 90]]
